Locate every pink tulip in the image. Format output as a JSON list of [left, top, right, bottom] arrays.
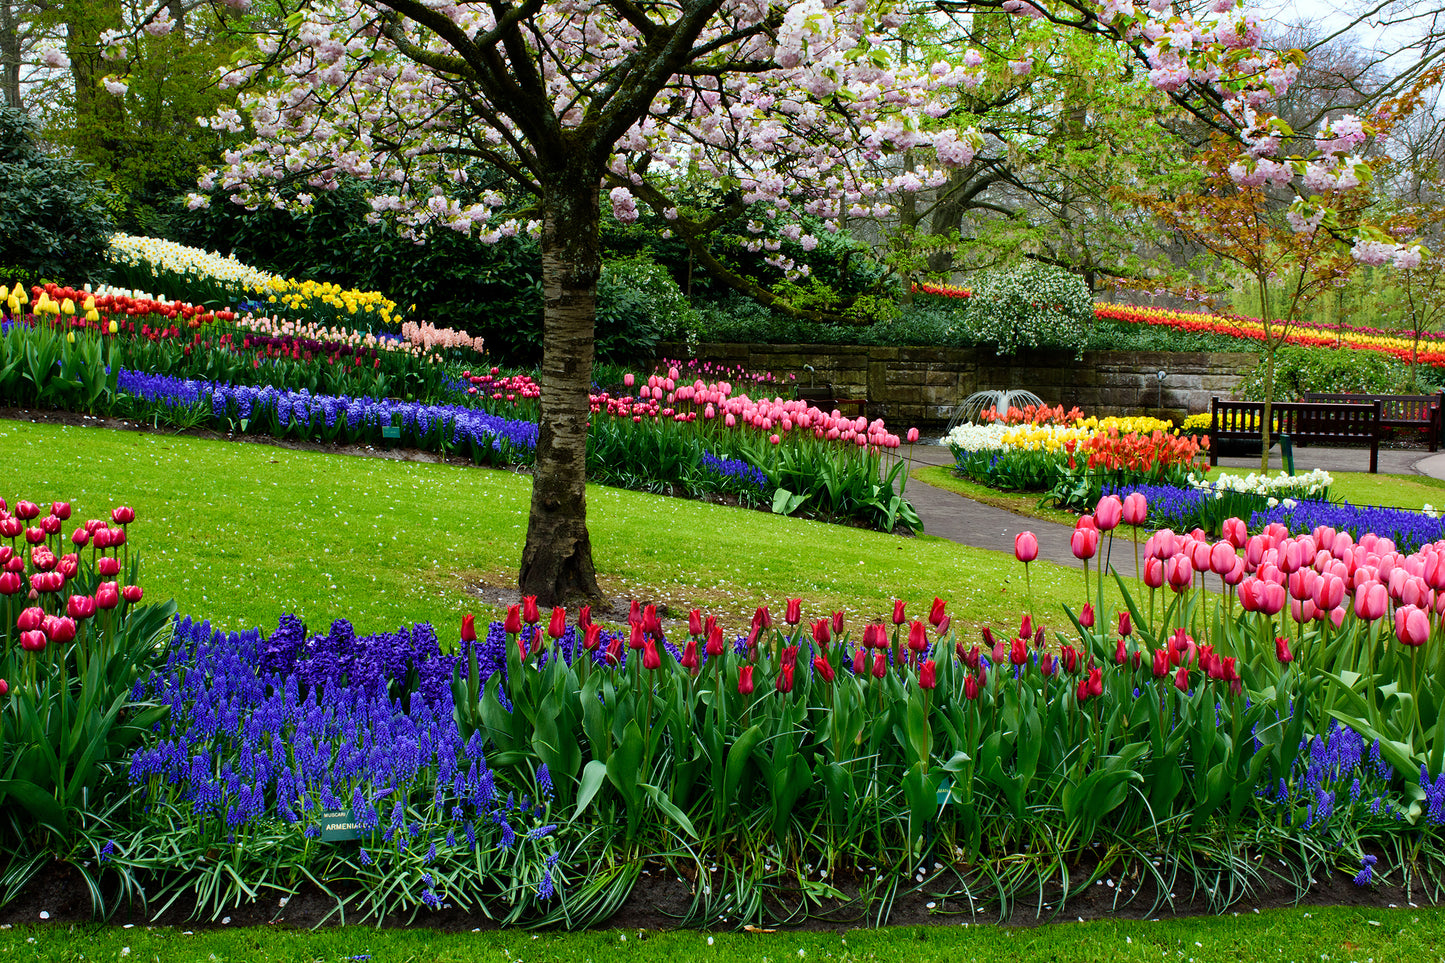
[[1395, 605, 1431, 647], [1143, 557, 1164, 589], [1015, 532, 1039, 564], [1312, 573, 1345, 612], [1122, 492, 1148, 527], [1222, 517, 1248, 549], [1165, 554, 1193, 591], [1260, 581, 1287, 616], [906, 427, 920, 443], [1209, 541, 1236, 576], [623, 372, 634, 387], [1071, 527, 1099, 561], [1094, 495, 1122, 532]]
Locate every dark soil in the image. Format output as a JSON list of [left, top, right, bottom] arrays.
[[0, 853, 1434, 932]]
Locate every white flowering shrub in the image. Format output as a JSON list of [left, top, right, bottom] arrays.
[[960, 262, 1093, 356]]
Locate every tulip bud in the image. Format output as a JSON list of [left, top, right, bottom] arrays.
[[964, 673, 981, 700], [1274, 635, 1294, 664], [578, 604, 592, 630], [776, 663, 795, 693], [785, 598, 802, 625], [642, 640, 661, 670], [1080, 603, 1095, 629], [1152, 648, 1170, 678], [813, 654, 835, 683], [688, 609, 703, 635], [706, 623, 724, 657], [891, 599, 906, 625], [605, 637, 623, 666], [812, 618, 830, 646], [929, 597, 947, 627], [738, 665, 755, 694], [548, 606, 567, 639], [919, 660, 937, 689], [832, 610, 845, 635], [644, 605, 662, 636], [908, 620, 928, 652], [521, 595, 540, 624], [629, 621, 646, 650], [71, 527, 90, 548], [1174, 665, 1189, 692], [936, 613, 951, 636], [461, 613, 476, 643], [852, 646, 867, 676], [122, 584, 143, 603], [1061, 644, 1080, 674], [871, 651, 888, 678], [0, 679, 7, 696], [504, 605, 522, 634], [584, 623, 602, 650]]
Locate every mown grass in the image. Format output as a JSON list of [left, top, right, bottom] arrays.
[[3, 906, 1442, 962], [0, 419, 1109, 637]]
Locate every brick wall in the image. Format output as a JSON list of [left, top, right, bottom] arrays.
[[654, 343, 1258, 429]]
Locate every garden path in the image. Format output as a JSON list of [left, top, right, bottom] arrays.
[[904, 442, 1445, 569]]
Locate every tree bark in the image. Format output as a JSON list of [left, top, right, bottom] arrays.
[[0, 0, 21, 109], [518, 166, 603, 605]]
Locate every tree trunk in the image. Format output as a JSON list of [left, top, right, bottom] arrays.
[[518, 169, 603, 606], [0, 0, 21, 109], [1258, 278, 1273, 473]]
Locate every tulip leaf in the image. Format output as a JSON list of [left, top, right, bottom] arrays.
[[642, 783, 697, 838], [723, 724, 765, 810], [574, 760, 609, 819]]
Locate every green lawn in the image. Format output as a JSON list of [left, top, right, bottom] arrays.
[[0, 419, 1099, 637], [3, 906, 1441, 962]]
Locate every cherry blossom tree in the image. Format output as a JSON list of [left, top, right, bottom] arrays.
[[120, 0, 1348, 603]]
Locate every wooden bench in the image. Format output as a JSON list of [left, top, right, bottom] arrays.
[[1209, 397, 1381, 474], [1302, 391, 1443, 451]]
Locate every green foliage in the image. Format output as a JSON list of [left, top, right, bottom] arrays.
[[960, 261, 1095, 356], [595, 255, 695, 362], [0, 322, 117, 413], [687, 294, 957, 346], [1234, 347, 1418, 401], [0, 108, 115, 285]]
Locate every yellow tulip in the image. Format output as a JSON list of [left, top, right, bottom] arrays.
[[85, 309, 100, 323], [66, 331, 75, 343], [61, 298, 75, 315], [108, 320, 118, 334]]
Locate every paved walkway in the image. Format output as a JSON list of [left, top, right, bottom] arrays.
[[904, 441, 1445, 568]]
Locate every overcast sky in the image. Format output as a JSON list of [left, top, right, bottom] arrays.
[[1256, 0, 1432, 65]]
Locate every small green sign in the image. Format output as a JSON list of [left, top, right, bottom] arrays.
[[381, 426, 402, 440], [320, 808, 364, 842], [936, 777, 953, 806]]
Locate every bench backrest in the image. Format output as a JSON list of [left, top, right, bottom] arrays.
[[1301, 391, 1444, 423]]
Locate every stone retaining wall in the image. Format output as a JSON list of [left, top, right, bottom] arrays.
[[655, 343, 1259, 428]]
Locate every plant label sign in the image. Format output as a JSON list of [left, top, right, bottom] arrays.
[[381, 426, 402, 440], [320, 808, 365, 842]]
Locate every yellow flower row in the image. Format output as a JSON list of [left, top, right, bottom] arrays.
[[259, 277, 399, 325]]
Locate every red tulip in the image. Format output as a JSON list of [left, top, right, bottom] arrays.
[[785, 598, 802, 625], [1094, 495, 1123, 532], [122, 584, 143, 603], [461, 613, 476, 642], [17, 606, 44, 631], [584, 623, 602, 650], [605, 637, 623, 665], [872, 651, 888, 678], [776, 663, 795, 693], [1152, 648, 1170, 677], [814, 654, 835, 682], [1071, 527, 1099, 561], [832, 610, 845, 635], [1087, 666, 1103, 698], [45, 616, 76, 644], [929, 597, 946, 627], [91, 527, 112, 549], [110, 506, 135, 525], [1122, 492, 1148, 527], [919, 660, 937, 689], [0, 517, 18, 539], [863, 622, 887, 649], [39, 515, 61, 535], [1019, 613, 1032, 639], [936, 613, 951, 636], [642, 640, 661, 670], [644, 605, 662, 636], [964, 672, 981, 700], [520, 595, 539, 624], [1117, 611, 1131, 637], [1060, 644, 1080, 674], [962, 644, 982, 670], [19, 629, 46, 651], [629, 599, 641, 624], [706, 623, 725, 657], [0, 679, 7, 696], [1174, 665, 1190, 691], [738, 665, 755, 694], [0, 571, 20, 595], [1010, 636, 1029, 666], [812, 618, 830, 646], [688, 608, 703, 635], [579, 605, 592, 631], [630, 621, 646, 650], [24, 527, 43, 545], [906, 427, 920, 443], [1165, 554, 1193, 591], [1275, 635, 1294, 664], [548, 606, 567, 639], [1354, 582, 1388, 622], [1143, 556, 1164, 589], [1014, 532, 1039, 564], [106, 526, 125, 546], [97, 556, 120, 577], [908, 619, 928, 652], [504, 605, 522, 634], [891, 599, 906, 625], [14, 501, 40, 520], [752, 605, 771, 631], [1039, 651, 1055, 676], [1080, 603, 1094, 629], [852, 646, 867, 676], [67, 594, 95, 620]]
